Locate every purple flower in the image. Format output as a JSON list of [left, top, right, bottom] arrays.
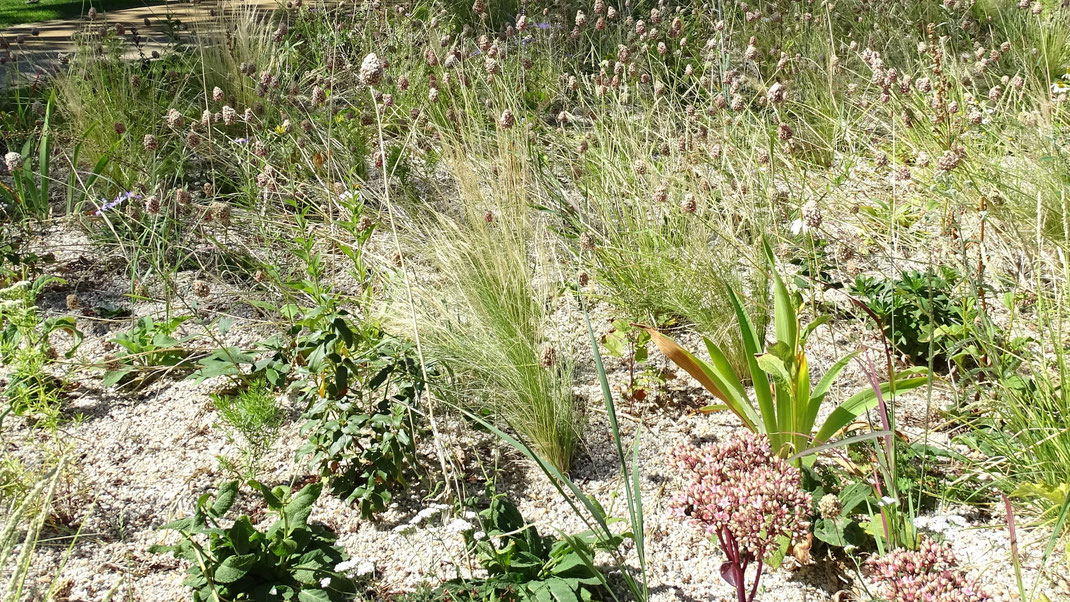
[[232, 137, 248, 144], [95, 191, 141, 216], [536, 22, 551, 30]]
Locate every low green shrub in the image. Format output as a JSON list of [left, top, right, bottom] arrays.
[[152, 480, 358, 601], [103, 315, 199, 389], [646, 242, 927, 463], [212, 379, 284, 479], [293, 312, 427, 518], [850, 268, 976, 368], [424, 493, 613, 602]]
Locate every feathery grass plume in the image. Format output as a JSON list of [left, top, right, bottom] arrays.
[[403, 131, 580, 473]]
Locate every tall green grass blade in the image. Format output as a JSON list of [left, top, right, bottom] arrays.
[[727, 286, 776, 437], [37, 93, 53, 217], [586, 304, 647, 600]]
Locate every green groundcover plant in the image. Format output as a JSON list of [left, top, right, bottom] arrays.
[[423, 492, 614, 602], [152, 480, 359, 601]]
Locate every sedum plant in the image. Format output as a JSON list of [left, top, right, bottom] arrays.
[[645, 241, 928, 462], [669, 432, 810, 602], [151, 480, 358, 602], [864, 538, 991, 602]]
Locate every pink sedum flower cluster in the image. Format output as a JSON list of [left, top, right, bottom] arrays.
[[668, 431, 810, 564], [865, 539, 991, 602]]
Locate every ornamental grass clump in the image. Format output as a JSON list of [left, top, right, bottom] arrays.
[[865, 538, 991, 602], [669, 431, 810, 602]]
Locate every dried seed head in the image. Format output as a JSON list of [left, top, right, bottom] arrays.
[[65, 294, 80, 311], [818, 494, 842, 520], [142, 134, 158, 152], [579, 232, 596, 251], [767, 81, 787, 104], [4, 151, 22, 172], [212, 86, 224, 103], [937, 149, 962, 172], [540, 345, 557, 369], [221, 105, 238, 126], [498, 109, 515, 129], [165, 108, 183, 129], [801, 200, 822, 229], [192, 278, 211, 298], [359, 53, 384, 86], [144, 195, 161, 214], [209, 201, 232, 226]]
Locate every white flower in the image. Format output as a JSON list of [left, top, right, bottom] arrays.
[[790, 218, 806, 235], [4, 151, 23, 173], [335, 559, 357, 572], [320, 577, 332, 588], [463, 510, 478, 520], [356, 560, 376, 577], [878, 496, 899, 507], [417, 508, 435, 519], [445, 518, 474, 534], [473, 530, 486, 541], [394, 523, 416, 535]]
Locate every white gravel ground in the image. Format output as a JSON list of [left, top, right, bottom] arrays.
[[3, 221, 1068, 602]]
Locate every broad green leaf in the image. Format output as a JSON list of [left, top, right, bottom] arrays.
[[546, 577, 579, 601], [756, 354, 791, 387], [800, 314, 831, 344], [298, 589, 332, 602], [813, 376, 928, 444], [726, 287, 776, 435], [213, 553, 256, 583], [764, 238, 797, 349], [799, 351, 859, 439], [284, 483, 322, 528], [641, 326, 757, 429], [102, 368, 134, 387], [210, 481, 240, 518], [766, 534, 790, 569]]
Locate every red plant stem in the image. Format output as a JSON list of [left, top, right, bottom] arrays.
[[731, 534, 747, 602], [1004, 493, 1019, 563], [747, 557, 765, 602], [718, 527, 748, 602]]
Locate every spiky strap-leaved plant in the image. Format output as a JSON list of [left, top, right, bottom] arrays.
[[644, 240, 927, 462]]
